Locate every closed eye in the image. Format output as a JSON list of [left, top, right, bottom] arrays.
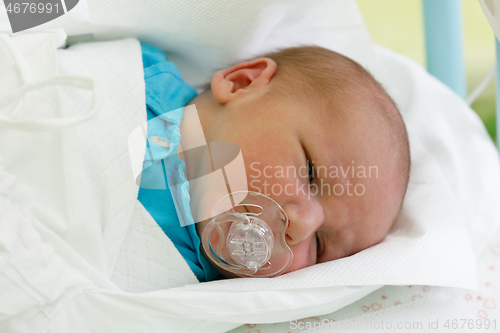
[[315, 233, 323, 258], [305, 151, 315, 183]]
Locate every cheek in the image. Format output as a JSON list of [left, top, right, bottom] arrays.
[[283, 239, 315, 274], [247, 162, 292, 193]]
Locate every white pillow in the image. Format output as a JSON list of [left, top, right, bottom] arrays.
[[85, 0, 380, 87]]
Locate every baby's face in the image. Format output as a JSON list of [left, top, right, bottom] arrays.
[[193, 58, 403, 277]]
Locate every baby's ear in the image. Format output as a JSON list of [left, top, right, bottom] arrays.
[[211, 58, 277, 104]]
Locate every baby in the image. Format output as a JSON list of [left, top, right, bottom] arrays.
[[139, 45, 410, 281]]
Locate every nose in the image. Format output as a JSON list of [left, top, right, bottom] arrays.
[[283, 200, 324, 246]]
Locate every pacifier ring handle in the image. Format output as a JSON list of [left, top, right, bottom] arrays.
[[233, 203, 263, 216]]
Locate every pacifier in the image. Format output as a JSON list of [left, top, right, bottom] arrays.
[[200, 191, 293, 278]]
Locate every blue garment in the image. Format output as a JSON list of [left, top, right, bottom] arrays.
[[138, 44, 220, 282]]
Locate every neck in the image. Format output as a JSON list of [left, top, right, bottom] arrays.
[[178, 91, 222, 182], [186, 91, 222, 144], [179, 104, 207, 151], [179, 93, 228, 224]]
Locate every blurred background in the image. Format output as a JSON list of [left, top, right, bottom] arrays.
[[357, 0, 497, 142]]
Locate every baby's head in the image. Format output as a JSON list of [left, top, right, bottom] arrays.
[[191, 46, 410, 277]]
